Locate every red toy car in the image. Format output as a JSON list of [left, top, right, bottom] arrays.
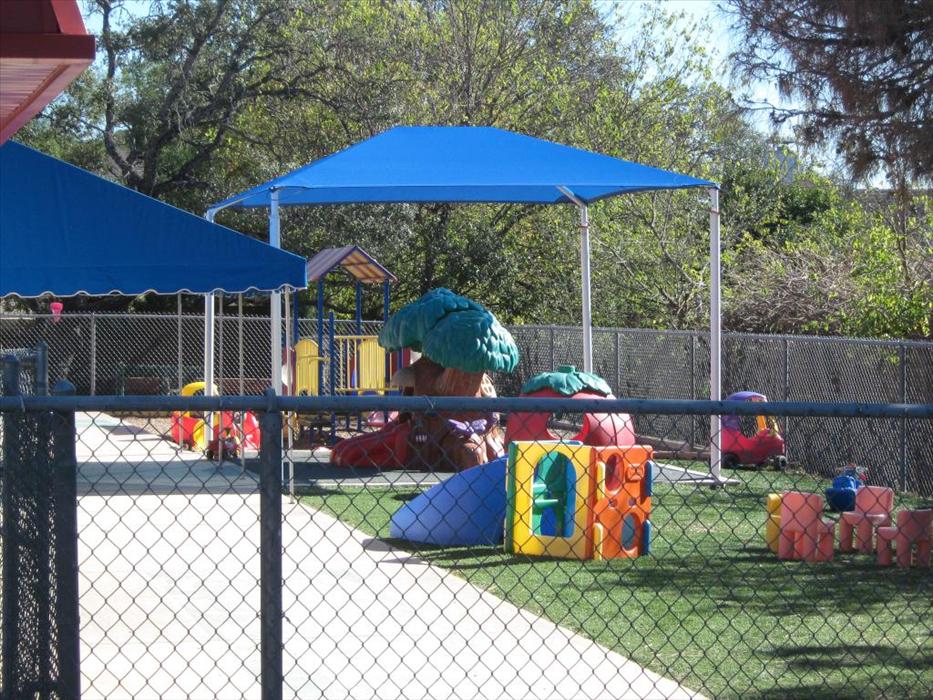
[[721, 391, 786, 469]]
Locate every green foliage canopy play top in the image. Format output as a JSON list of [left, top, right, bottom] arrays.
[[379, 288, 519, 373], [520, 365, 613, 397]]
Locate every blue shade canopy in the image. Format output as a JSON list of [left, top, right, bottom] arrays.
[[211, 126, 715, 209], [0, 142, 307, 298]]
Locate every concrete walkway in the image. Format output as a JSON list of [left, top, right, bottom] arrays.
[[75, 413, 704, 699]]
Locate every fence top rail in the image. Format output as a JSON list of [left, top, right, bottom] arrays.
[[3, 312, 930, 349], [1, 393, 930, 418]]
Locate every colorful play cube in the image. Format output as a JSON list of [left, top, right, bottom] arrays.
[[590, 446, 653, 559], [505, 441, 594, 559]]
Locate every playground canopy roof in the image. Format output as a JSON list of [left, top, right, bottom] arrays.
[[0, 142, 307, 298], [210, 125, 714, 209], [306, 245, 397, 284]]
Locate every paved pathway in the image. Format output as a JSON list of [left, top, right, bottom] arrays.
[[75, 413, 704, 699]]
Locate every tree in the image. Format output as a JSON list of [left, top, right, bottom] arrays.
[[726, 0, 933, 186], [23, 0, 380, 204]]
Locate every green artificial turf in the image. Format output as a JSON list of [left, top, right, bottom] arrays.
[[300, 469, 932, 699]]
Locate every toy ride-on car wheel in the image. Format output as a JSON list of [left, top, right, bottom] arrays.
[[722, 453, 739, 469], [772, 455, 787, 471]]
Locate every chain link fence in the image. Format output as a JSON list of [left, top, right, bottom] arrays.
[[1, 350, 80, 699], [0, 392, 930, 699], [2, 313, 932, 495]]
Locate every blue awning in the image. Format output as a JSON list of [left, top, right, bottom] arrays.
[[0, 141, 307, 298], [211, 126, 714, 210]]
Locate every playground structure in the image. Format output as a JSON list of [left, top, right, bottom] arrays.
[[288, 246, 402, 442], [292, 246, 397, 399], [332, 288, 519, 470], [389, 366, 656, 552], [170, 381, 260, 458]]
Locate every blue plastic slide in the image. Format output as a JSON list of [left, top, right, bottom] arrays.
[[389, 456, 507, 546]]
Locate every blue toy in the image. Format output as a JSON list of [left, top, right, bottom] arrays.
[[825, 465, 866, 512]]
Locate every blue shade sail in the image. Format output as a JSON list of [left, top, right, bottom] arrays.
[[1, 141, 307, 298], [211, 126, 714, 210]]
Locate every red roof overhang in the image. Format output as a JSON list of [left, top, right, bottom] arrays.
[[0, 0, 95, 143]]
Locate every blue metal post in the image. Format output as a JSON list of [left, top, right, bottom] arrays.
[[354, 281, 363, 428], [258, 396, 283, 700], [316, 279, 324, 396], [328, 311, 337, 437], [52, 380, 80, 699]]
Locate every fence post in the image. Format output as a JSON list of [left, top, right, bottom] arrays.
[[90, 313, 98, 395], [52, 380, 80, 698], [614, 330, 621, 396], [1, 357, 21, 693], [784, 338, 791, 463], [259, 393, 283, 700], [690, 334, 696, 448], [35, 340, 50, 396], [899, 344, 907, 491], [177, 296, 183, 392]]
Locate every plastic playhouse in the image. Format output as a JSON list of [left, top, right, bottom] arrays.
[[721, 391, 785, 469], [504, 441, 653, 560], [504, 366, 636, 447]]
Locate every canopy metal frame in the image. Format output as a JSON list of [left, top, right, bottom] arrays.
[[206, 128, 724, 482]]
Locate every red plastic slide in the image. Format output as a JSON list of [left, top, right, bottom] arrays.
[[331, 422, 411, 468]]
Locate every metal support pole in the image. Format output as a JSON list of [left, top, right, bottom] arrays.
[[52, 380, 80, 699], [204, 209, 217, 399], [579, 203, 593, 373], [89, 314, 97, 395], [709, 187, 722, 481], [328, 311, 337, 437], [258, 399, 283, 700], [292, 292, 299, 346], [614, 330, 621, 396], [217, 297, 224, 397], [557, 186, 593, 372], [270, 189, 283, 395], [238, 294, 244, 397], [203, 293, 215, 390], [35, 340, 49, 396]]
